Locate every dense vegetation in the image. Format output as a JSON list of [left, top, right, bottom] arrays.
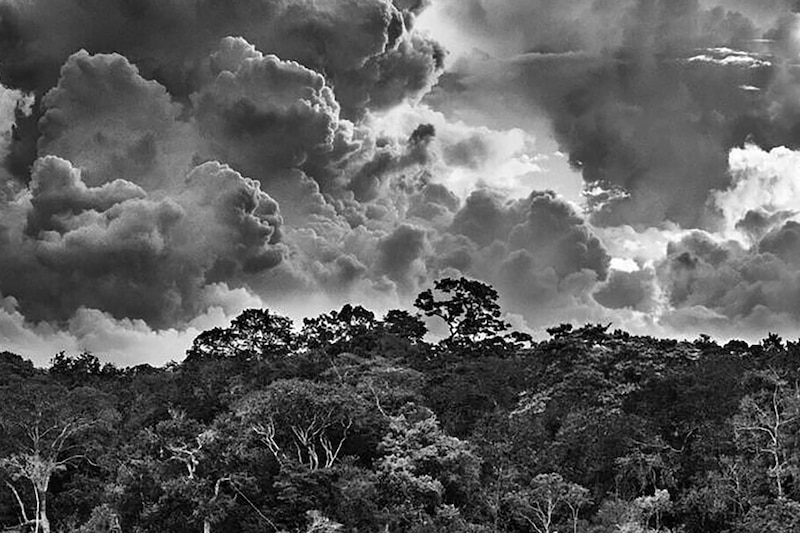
[[2, 278, 799, 533]]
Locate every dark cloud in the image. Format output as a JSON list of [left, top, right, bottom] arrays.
[[508, 191, 610, 280], [377, 224, 428, 288], [7, 0, 800, 361], [345, 124, 433, 202], [735, 208, 795, 241], [758, 220, 800, 265], [333, 33, 445, 116], [0, 0, 445, 198], [2, 156, 186, 327], [429, 0, 800, 228], [0, 88, 36, 196], [451, 189, 516, 247], [177, 161, 284, 275], [0, 0, 442, 116], [26, 156, 146, 235], [658, 225, 800, 326], [407, 183, 460, 223], [441, 189, 612, 317], [593, 268, 657, 312], [0, 156, 284, 329], [39, 50, 191, 190], [451, 190, 609, 281], [192, 37, 356, 186]]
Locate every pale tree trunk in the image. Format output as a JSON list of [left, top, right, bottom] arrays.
[[204, 519, 212, 533], [37, 484, 51, 533]]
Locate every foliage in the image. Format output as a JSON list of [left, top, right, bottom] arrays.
[[414, 277, 528, 357], [2, 279, 800, 533]]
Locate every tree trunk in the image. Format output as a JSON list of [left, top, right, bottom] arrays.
[[204, 519, 212, 533], [38, 488, 50, 533]]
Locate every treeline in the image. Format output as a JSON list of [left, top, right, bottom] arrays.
[[1, 278, 799, 533]]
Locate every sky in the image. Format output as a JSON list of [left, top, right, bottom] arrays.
[[3, 0, 800, 365]]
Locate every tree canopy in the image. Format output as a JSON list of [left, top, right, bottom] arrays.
[[1, 278, 799, 533]]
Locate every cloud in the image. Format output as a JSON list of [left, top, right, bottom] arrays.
[[0, 83, 33, 196], [436, 189, 613, 324], [193, 37, 357, 184], [509, 191, 610, 279], [407, 183, 460, 225], [420, 0, 800, 228], [583, 142, 800, 342], [176, 161, 284, 275], [715, 144, 800, 240], [593, 268, 659, 312], [0, 0, 442, 117], [451, 190, 609, 280], [417, 0, 633, 59], [39, 50, 196, 191], [5, 0, 800, 365], [377, 223, 429, 290], [26, 156, 147, 234], [333, 32, 445, 117], [0, 154, 284, 329], [655, 225, 800, 335], [450, 189, 515, 247], [366, 103, 546, 199], [0, 283, 267, 366]]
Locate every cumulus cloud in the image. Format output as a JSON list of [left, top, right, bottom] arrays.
[[0, 153, 284, 329], [377, 223, 429, 290], [593, 268, 659, 312], [193, 37, 357, 185], [436, 189, 613, 324], [0, 0, 442, 117], [26, 156, 147, 234], [451, 190, 609, 279], [367, 103, 547, 199], [655, 228, 800, 335], [421, 0, 800, 228], [584, 141, 800, 342], [0, 83, 33, 196], [0, 284, 267, 366], [6, 0, 800, 364], [715, 144, 800, 240], [176, 161, 284, 275], [38, 50, 196, 191]]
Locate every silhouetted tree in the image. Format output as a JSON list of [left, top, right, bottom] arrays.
[[415, 277, 528, 357]]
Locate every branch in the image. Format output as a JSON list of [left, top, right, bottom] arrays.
[[736, 425, 776, 438], [252, 422, 283, 465], [213, 476, 232, 500], [4, 480, 29, 523], [630, 428, 697, 454], [228, 481, 279, 532], [51, 419, 95, 455], [367, 382, 388, 419], [320, 418, 353, 468], [55, 454, 97, 468]]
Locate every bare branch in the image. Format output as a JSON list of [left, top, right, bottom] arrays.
[[4, 480, 29, 524]]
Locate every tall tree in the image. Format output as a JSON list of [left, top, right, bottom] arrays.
[[504, 473, 589, 533], [301, 304, 378, 356], [187, 308, 297, 362], [414, 277, 525, 356], [235, 379, 378, 471], [733, 369, 800, 500], [0, 383, 115, 533]]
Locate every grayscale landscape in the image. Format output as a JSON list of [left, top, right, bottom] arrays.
[[1, 1, 800, 532]]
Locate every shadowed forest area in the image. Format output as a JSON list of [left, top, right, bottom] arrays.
[[1, 278, 799, 533]]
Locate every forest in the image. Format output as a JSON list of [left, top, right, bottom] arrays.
[[1, 278, 799, 533]]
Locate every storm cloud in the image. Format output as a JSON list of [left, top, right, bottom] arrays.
[[424, 0, 800, 227], [3, 0, 800, 363]]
